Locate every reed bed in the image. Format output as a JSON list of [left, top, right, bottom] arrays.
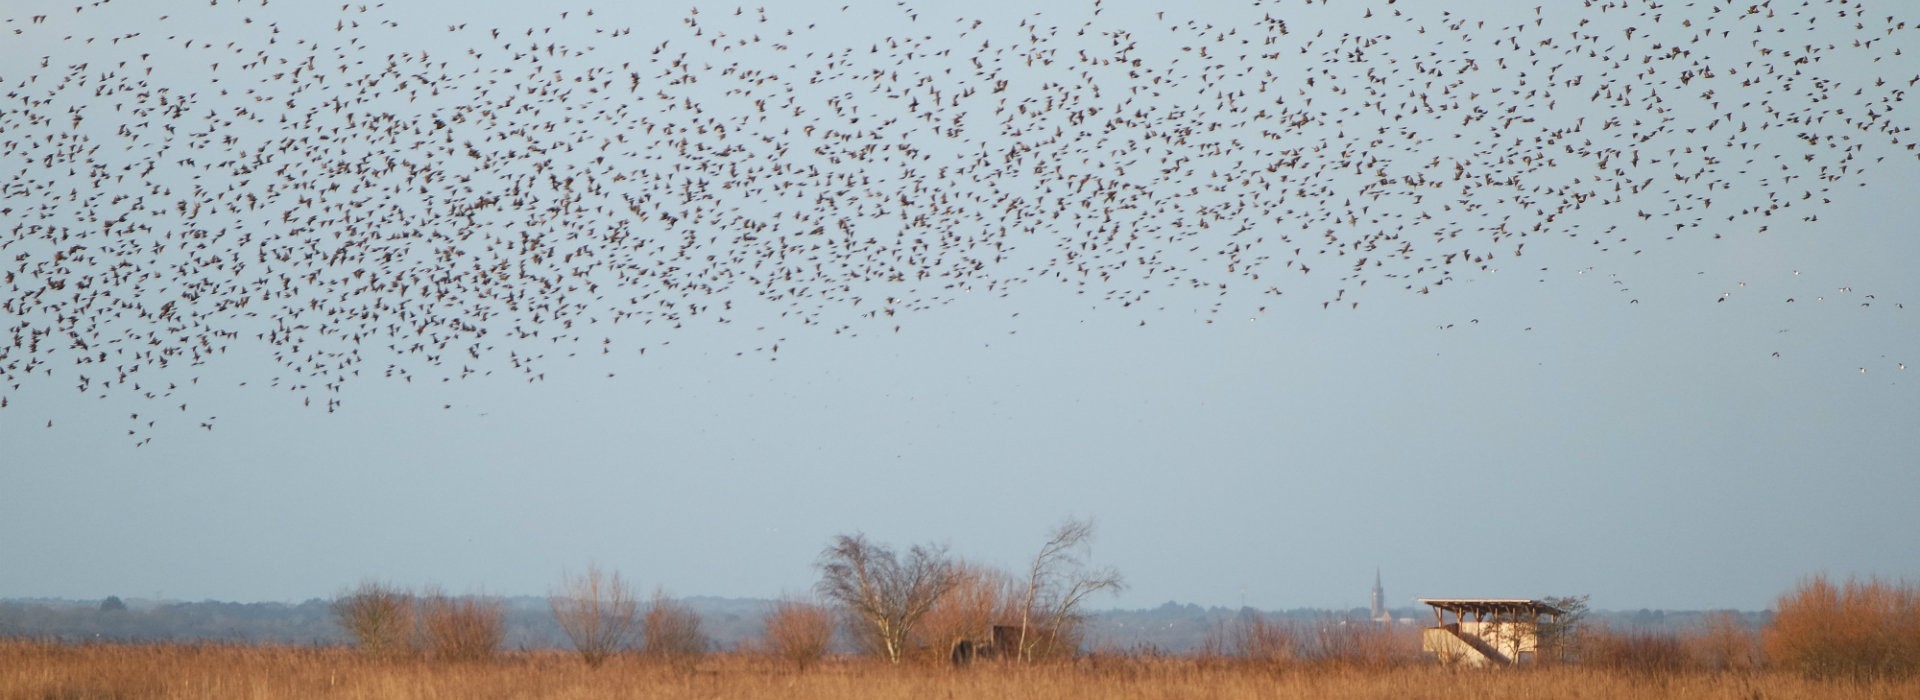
[[6, 641, 1918, 700]]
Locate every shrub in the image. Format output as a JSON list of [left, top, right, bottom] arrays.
[[1203, 611, 1297, 666], [760, 596, 835, 671], [1236, 614, 1300, 664], [418, 589, 505, 662], [1306, 618, 1414, 669], [1585, 626, 1693, 675], [333, 580, 416, 657], [1765, 575, 1920, 679], [642, 589, 708, 671], [916, 560, 1016, 665], [1689, 611, 1762, 672]]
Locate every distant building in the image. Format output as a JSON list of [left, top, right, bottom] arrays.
[[1370, 570, 1389, 624], [1417, 598, 1564, 667]]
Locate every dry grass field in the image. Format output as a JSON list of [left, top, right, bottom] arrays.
[[6, 641, 1919, 700], [8, 576, 1913, 699]]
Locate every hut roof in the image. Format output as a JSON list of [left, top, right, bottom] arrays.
[[1417, 598, 1565, 617]]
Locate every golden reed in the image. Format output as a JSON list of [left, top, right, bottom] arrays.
[[5, 641, 1917, 700]]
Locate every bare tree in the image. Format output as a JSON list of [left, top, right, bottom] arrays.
[[550, 564, 640, 667], [418, 587, 506, 662], [1536, 594, 1591, 664], [642, 587, 708, 671], [1694, 610, 1761, 672], [332, 580, 416, 658], [1015, 517, 1124, 663], [759, 595, 835, 671], [815, 532, 957, 664]]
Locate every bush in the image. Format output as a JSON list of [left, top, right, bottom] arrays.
[[418, 589, 505, 662], [1202, 611, 1297, 666], [1585, 626, 1693, 675], [1765, 575, 1920, 679], [1306, 618, 1414, 669], [333, 581, 416, 657], [642, 589, 708, 671], [1689, 611, 1762, 672], [916, 560, 1015, 665], [760, 596, 835, 671]]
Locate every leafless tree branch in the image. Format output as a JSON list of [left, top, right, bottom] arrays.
[[550, 565, 640, 667], [815, 532, 957, 664]]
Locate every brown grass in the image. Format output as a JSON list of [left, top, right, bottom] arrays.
[[6, 641, 1917, 700]]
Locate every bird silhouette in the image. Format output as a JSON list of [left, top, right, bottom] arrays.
[[1, 0, 1912, 440]]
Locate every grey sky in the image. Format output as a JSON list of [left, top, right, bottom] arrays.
[[2, 0, 1916, 613]]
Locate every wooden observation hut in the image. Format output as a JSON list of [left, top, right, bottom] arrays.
[[1417, 598, 1564, 667]]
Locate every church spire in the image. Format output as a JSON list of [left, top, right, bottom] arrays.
[[1370, 568, 1388, 623]]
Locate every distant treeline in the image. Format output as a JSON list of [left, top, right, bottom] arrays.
[[0, 596, 1768, 652]]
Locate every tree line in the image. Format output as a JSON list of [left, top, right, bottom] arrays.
[[330, 517, 1123, 667], [8, 522, 1912, 679]]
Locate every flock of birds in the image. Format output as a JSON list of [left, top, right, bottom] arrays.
[[2, 0, 1915, 441]]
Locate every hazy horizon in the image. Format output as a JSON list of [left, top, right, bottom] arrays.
[[0, 588, 1800, 616]]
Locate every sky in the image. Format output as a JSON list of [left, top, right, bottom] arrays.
[[2, 0, 1917, 614]]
